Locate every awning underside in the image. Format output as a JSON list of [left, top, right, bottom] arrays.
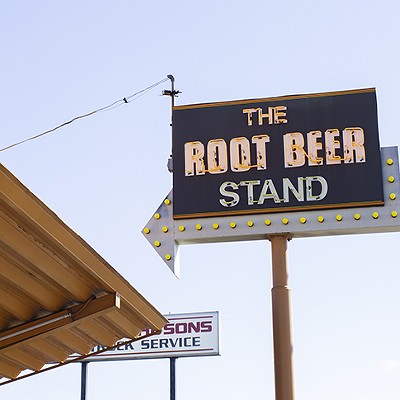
[[0, 292, 145, 379], [0, 163, 167, 382]]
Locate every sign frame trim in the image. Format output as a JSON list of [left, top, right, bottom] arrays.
[[173, 87, 376, 111]]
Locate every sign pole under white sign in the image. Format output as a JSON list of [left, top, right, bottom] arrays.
[[80, 361, 89, 400], [170, 357, 176, 400]]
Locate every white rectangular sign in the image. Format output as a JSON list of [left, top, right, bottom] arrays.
[[84, 311, 219, 361]]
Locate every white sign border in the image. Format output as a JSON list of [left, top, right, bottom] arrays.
[[81, 311, 220, 362]]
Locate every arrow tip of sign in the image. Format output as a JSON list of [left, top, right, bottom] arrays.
[[142, 190, 180, 278]]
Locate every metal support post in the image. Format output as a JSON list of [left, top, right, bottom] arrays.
[[80, 361, 89, 400], [170, 357, 176, 400], [269, 235, 295, 400], [163, 75, 180, 173]]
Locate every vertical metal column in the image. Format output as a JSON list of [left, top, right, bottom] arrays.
[[170, 357, 176, 400], [163, 75, 180, 174], [270, 235, 295, 400], [80, 361, 89, 400]]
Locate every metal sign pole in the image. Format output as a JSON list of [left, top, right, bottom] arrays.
[[170, 357, 177, 400], [80, 361, 89, 400], [269, 235, 295, 400], [163, 75, 180, 174]]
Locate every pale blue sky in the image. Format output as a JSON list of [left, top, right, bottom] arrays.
[[1, 1, 400, 399]]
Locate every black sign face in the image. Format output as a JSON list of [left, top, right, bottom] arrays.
[[172, 88, 384, 219]]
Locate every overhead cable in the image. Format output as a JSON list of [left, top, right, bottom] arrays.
[[0, 77, 169, 153]]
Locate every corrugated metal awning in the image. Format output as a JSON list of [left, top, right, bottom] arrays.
[[0, 163, 167, 383]]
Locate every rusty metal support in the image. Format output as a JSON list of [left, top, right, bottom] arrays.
[[0, 293, 120, 351]]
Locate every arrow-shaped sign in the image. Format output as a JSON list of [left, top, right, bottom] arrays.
[[142, 147, 400, 277]]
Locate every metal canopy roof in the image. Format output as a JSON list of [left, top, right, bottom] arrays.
[[0, 163, 167, 383]]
